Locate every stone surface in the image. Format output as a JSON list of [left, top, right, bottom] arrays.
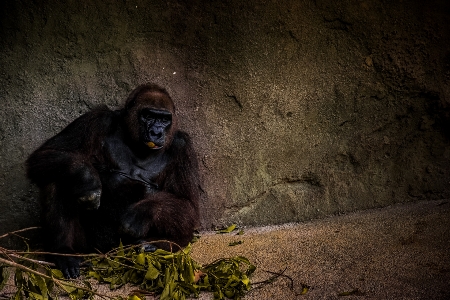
[[0, 0, 449, 235]]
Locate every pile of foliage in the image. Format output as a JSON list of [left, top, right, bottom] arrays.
[[0, 229, 256, 300]]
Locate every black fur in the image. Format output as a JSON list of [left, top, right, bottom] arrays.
[[26, 84, 200, 278]]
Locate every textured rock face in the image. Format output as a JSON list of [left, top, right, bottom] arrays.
[[0, 0, 449, 234]]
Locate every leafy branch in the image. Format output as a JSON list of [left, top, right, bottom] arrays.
[[0, 228, 257, 300]]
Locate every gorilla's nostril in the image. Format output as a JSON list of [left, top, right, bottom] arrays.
[[150, 129, 163, 138]]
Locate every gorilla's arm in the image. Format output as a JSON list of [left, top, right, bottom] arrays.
[[26, 106, 115, 194], [26, 107, 115, 278], [163, 131, 201, 206], [120, 131, 200, 248]]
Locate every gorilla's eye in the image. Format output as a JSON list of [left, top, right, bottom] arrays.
[[140, 109, 172, 125], [141, 110, 154, 121]]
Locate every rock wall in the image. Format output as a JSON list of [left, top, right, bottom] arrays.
[[0, 0, 449, 234]]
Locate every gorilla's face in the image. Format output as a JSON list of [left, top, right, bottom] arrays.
[[139, 108, 172, 150], [123, 89, 177, 153]]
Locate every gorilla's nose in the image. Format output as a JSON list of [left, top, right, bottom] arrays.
[[150, 130, 163, 139], [150, 127, 164, 140]]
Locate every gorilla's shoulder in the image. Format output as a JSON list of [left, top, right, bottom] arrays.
[[170, 131, 192, 150], [59, 105, 118, 137], [74, 105, 118, 125], [79, 105, 117, 123]]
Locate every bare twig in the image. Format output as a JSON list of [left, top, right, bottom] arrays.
[[0, 247, 15, 264], [9, 251, 100, 258], [0, 256, 114, 299], [264, 267, 294, 290], [104, 239, 183, 256], [252, 267, 294, 290], [0, 227, 40, 239], [0, 251, 55, 266]]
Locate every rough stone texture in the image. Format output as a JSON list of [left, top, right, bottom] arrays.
[[0, 0, 449, 235]]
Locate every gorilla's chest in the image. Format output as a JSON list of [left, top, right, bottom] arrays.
[[101, 135, 167, 190]]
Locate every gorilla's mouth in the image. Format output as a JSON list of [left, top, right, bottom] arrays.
[[146, 141, 163, 150]]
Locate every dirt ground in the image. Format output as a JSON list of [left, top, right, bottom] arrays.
[[103, 199, 450, 299], [189, 200, 450, 300], [2, 200, 449, 299]]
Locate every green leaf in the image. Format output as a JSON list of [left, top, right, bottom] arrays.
[[338, 289, 360, 296], [68, 288, 86, 300], [224, 289, 234, 298], [213, 285, 224, 300], [191, 235, 201, 243], [241, 275, 249, 286], [117, 240, 125, 257], [83, 279, 93, 291], [246, 264, 257, 276], [300, 285, 309, 295], [216, 224, 237, 234], [130, 269, 142, 284], [135, 253, 146, 265], [153, 249, 173, 256], [145, 263, 160, 280], [181, 243, 193, 255], [14, 268, 24, 289], [108, 259, 120, 269], [87, 271, 102, 281], [184, 261, 195, 284], [14, 288, 23, 300], [228, 241, 243, 246], [2, 241, 256, 300], [234, 256, 250, 264], [160, 281, 171, 300], [34, 275, 49, 297], [50, 269, 64, 279], [28, 291, 45, 300], [59, 282, 78, 294]]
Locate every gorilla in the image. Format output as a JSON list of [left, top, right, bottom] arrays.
[[26, 83, 200, 278]]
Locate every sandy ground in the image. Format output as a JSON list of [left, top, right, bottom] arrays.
[[190, 200, 450, 300], [2, 200, 449, 299]]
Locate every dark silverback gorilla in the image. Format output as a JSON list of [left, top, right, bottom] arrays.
[[26, 83, 200, 278]]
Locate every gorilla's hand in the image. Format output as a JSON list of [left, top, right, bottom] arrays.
[[53, 256, 81, 279], [139, 241, 158, 252], [77, 189, 101, 210], [120, 205, 151, 239], [68, 166, 102, 210]]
